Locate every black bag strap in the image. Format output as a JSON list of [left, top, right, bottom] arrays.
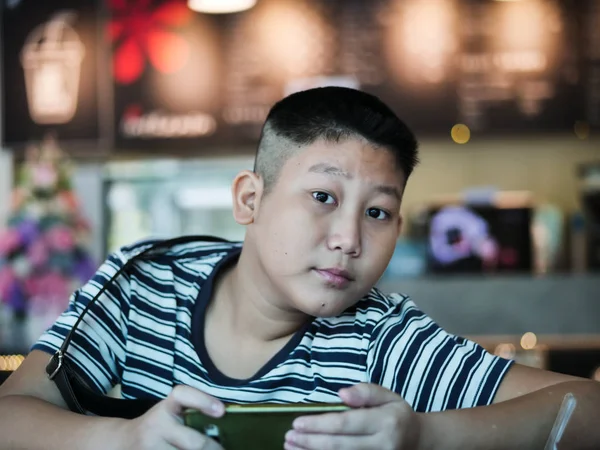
[[45, 235, 230, 418]]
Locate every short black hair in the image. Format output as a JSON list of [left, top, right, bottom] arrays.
[[254, 86, 419, 192]]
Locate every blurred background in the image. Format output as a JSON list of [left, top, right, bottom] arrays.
[[0, 0, 599, 383]]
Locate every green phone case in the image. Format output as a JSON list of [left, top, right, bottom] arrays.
[[184, 404, 349, 450]]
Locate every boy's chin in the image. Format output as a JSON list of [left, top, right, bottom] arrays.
[[293, 294, 358, 318]]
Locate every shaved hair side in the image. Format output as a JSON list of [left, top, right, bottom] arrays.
[[253, 122, 301, 194]]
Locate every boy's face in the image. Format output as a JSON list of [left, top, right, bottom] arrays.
[[247, 138, 404, 317]]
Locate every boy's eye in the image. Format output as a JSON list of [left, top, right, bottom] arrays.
[[366, 208, 389, 220], [312, 191, 335, 204]]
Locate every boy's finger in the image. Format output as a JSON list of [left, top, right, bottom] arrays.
[[292, 408, 380, 435], [339, 383, 401, 407], [164, 385, 225, 418], [285, 429, 376, 450], [165, 421, 225, 450]]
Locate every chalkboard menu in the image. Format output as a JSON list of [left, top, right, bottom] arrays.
[[586, 0, 600, 128], [109, 0, 224, 150], [213, 0, 598, 139], [4, 0, 598, 150]]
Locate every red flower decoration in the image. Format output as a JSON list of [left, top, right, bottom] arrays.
[[109, 0, 193, 84]]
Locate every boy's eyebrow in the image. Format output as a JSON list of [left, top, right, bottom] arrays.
[[307, 163, 402, 201], [308, 163, 352, 178], [376, 185, 402, 202]]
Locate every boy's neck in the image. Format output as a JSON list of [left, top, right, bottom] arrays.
[[208, 246, 310, 343]]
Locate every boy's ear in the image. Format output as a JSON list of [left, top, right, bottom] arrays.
[[231, 170, 263, 225], [396, 213, 404, 237]]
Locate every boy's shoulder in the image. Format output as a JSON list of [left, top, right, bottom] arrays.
[[319, 287, 417, 333], [355, 286, 413, 317], [116, 236, 243, 265]]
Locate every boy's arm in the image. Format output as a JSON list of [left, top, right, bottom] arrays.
[[0, 350, 225, 450], [286, 365, 599, 450], [0, 350, 126, 450], [420, 364, 600, 449]]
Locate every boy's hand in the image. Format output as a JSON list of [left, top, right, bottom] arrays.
[[119, 385, 225, 450], [285, 383, 420, 450]]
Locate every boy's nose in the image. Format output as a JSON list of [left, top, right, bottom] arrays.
[[327, 219, 362, 257]]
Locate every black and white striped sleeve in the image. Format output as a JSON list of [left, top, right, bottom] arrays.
[[31, 251, 131, 394], [366, 296, 513, 412]]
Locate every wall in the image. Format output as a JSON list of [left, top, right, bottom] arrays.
[[71, 162, 105, 263], [402, 135, 599, 217], [378, 274, 600, 337]]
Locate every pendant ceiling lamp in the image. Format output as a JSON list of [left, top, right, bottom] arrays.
[[188, 0, 257, 14]]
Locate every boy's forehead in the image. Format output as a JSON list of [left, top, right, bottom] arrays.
[[287, 138, 400, 177]]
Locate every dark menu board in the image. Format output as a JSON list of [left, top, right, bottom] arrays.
[[217, 0, 342, 141], [453, 0, 585, 134], [215, 0, 460, 136], [1, 0, 102, 146], [22, 0, 596, 150], [216, 0, 596, 140], [110, 0, 224, 150], [354, 0, 462, 134], [214, 0, 462, 140], [585, 0, 600, 128]]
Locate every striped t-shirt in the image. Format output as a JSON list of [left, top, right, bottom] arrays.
[[33, 238, 512, 412]]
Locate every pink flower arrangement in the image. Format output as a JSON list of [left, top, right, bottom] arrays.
[[27, 240, 49, 268], [46, 226, 75, 252], [0, 137, 97, 316], [24, 272, 70, 302], [0, 266, 17, 298], [32, 163, 58, 189], [0, 228, 22, 255]]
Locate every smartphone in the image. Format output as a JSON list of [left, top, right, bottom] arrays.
[[184, 403, 350, 450]]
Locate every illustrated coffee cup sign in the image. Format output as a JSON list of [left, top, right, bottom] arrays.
[[21, 12, 85, 125], [2, 0, 103, 147]]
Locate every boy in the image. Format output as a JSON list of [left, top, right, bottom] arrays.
[[0, 87, 598, 450]]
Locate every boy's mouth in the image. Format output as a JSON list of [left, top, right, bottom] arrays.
[[313, 267, 354, 288]]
